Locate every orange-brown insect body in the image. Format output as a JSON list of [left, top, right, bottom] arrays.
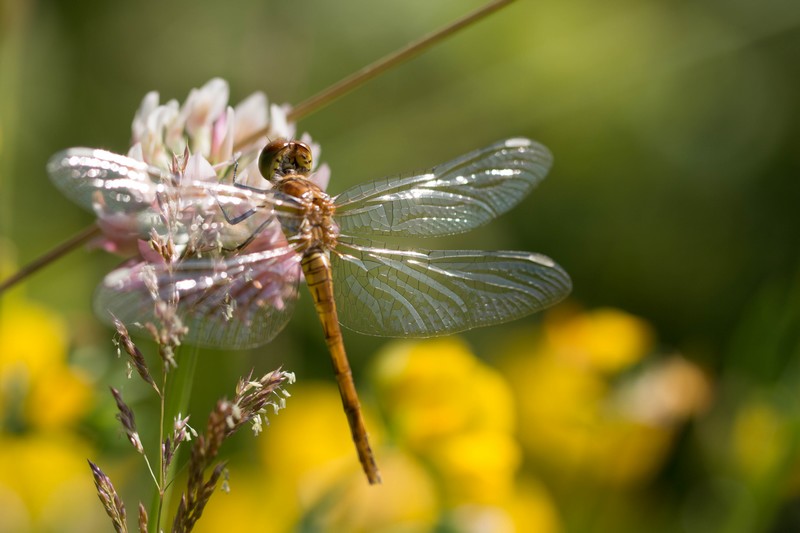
[[277, 177, 338, 255], [260, 139, 339, 254], [259, 139, 380, 484]]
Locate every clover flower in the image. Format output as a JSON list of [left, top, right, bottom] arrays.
[[87, 79, 332, 339], [93, 77, 329, 255]]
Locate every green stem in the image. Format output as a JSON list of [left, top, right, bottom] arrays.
[[148, 345, 199, 533]]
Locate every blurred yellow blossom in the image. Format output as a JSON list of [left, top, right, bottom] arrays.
[[199, 445, 438, 533], [370, 338, 554, 527], [0, 297, 93, 431], [319, 450, 439, 533], [447, 478, 561, 533], [24, 368, 93, 431], [371, 338, 515, 449], [199, 382, 438, 533], [505, 480, 562, 533], [732, 398, 790, 483], [427, 430, 521, 506], [0, 433, 100, 532], [503, 307, 711, 488], [258, 382, 438, 532], [200, 337, 562, 532], [260, 382, 380, 497], [0, 292, 99, 531], [545, 306, 654, 373], [370, 338, 523, 508], [0, 297, 69, 380], [445, 480, 562, 533]]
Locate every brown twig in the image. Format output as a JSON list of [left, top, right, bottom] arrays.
[[0, 1, 517, 295], [0, 223, 101, 293], [233, 0, 518, 150]]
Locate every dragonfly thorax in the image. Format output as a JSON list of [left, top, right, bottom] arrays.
[[258, 138, 338, 251], [277, 175, 338, 252]]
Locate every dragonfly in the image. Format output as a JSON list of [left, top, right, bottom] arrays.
[[47, 137, 572, 484]]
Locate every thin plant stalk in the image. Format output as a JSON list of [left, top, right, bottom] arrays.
[[149, 344, 199, 532], [0, 223, 101, 292], [238, 0, 516, 146], [0, 0, 517, 295]]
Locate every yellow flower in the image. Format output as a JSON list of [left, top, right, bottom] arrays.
[[505, 479, 562, 533], [545, 306, 655, 373], [198, 448, 438, 533], [584, 420, 673, 486], [0, 433, 101, 532], [202, 336, 576, 532], [202, 337, 547, 532], [0, 297, 68, 380], [0, 297, 93, 431], [428, 430, 521, 506], [446, 479, 561, 533], [259, 382, 378, 495], [317, 450, 439, 533], [25, 367, 93, 431], [503, 307, 709, 488], [0, 294, 99, 530], [371, 338, 525, 509], [614, 355, 712, 425], [371, 338, 515, 450], [732, 398, 789, 482], [197, 381, 438, 533]]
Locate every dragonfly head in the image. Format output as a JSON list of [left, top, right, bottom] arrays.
[[259, 139, 313, 184]]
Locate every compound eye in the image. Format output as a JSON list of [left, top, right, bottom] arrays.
[[258, 139, 313, 181]]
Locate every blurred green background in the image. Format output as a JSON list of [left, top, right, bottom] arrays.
[[1, 0, 800, 531]]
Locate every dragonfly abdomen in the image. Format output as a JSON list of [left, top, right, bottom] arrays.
[[301, 251, 381, 484], [301, 251, 337, 329]]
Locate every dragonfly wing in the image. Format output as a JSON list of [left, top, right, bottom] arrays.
[[48, 148, 171, 214], [332, 237, 571, 337], [333, 138, 552, 238], [47, 147, 304, 245], [94, 245, 302, 349]]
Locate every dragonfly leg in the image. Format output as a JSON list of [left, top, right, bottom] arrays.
[[230, 159, 270, 193], [218, 203, 258, 226], [221, 217, 272, 253], [216, 160, 274, 226], [215, 165, 266, 226]]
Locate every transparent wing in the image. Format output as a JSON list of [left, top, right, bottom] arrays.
[[47, 147, 303, 239], [48, 148, 172, 214], [333, 138, 552, 238], [331, 236, 571, 337], [94, 245, 302, 349]]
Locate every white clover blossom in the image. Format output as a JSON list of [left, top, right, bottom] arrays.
[[123, 77, 330, 198], [94, 78, 328, 256], [91, 79, 327, 337], [126, 77, 322, 179]]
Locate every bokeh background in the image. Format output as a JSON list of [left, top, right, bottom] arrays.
[[2, 0, 800, 531]]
